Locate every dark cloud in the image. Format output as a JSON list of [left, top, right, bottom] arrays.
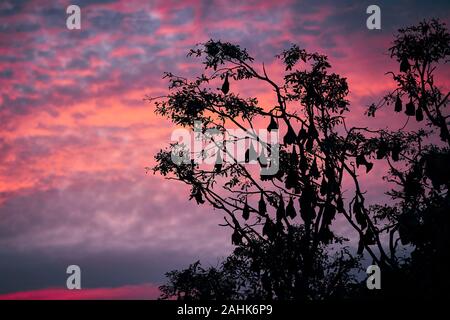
[[0, 173, 231, 294], [39, 6, 67, 29], [123, 11, 160, 35], [0, 94, 38, 115], [171, 7, 195, 26], [0, 246, 210, 294], [66, 57, 90, 69], [0, 69, 13, 78], [0, 22, 40, 33], [0, 0, 29, 17], [89, 9, 126, 31]]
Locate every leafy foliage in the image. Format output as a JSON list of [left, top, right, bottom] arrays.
[[160, 226, 360, 300]]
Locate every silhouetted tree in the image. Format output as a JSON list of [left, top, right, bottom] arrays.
[[149, 39, 383, 300], [363, 18, 450, 299], [150, 19, 450, 300]]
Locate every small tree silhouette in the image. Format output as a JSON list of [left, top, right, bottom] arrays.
[[159, 226, 359, 300]]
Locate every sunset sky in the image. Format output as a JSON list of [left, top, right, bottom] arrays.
[[0, 0, 449, 299]]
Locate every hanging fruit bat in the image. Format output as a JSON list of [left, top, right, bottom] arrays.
[[221, 73, 230, 94], [322, 203, 336, 226], [299, 184, 316, 223], [286, 197, 297, 219], [391, 143, 401, 162], [290, 146, 298, 166], [258, 192, 267, 215], [283, 125, 297, 145], [285, 169, 298, 190], [395, 95, 402, 112], [416, 106, 424, 122], [267, 115, 278, 131], [405, 100, 415, 116], [262, 218, 275, 240], [242, 200, 250, 220]]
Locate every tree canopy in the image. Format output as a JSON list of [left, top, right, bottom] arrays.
[[150, 19, 450, 300]]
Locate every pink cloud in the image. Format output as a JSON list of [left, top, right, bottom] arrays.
[[0, 283, 160, 300]]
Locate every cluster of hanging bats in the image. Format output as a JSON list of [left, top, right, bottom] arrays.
[[395, 57, 424, 121], [199, 65, 449, 246], [214, 73, 345, 245]]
